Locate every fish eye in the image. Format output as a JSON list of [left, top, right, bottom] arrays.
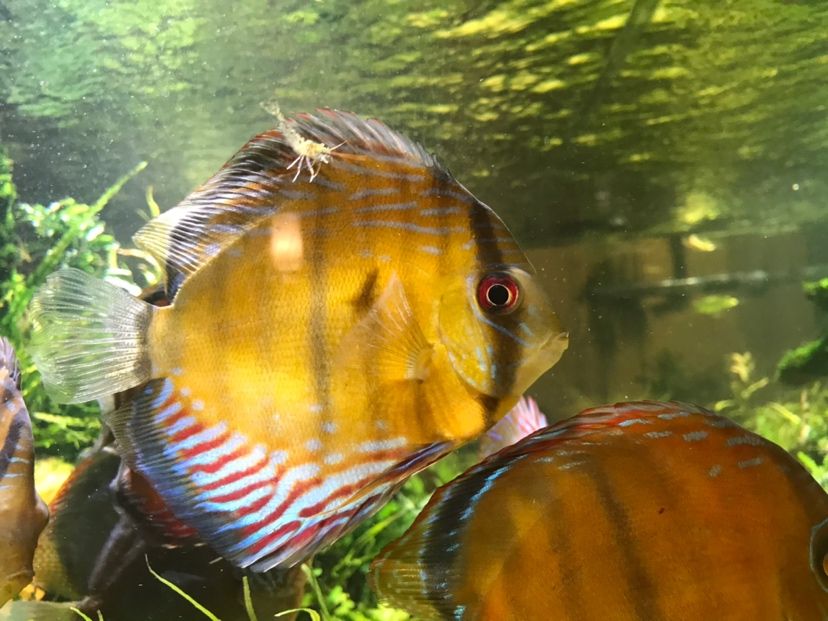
[[477, 273, 521, 314]]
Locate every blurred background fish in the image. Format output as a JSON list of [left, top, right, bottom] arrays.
[[28, 109, 568, 571], [371, 401, 828, 620], [0, 337, 49, 606], [478, 395, 548, 458], [16, 428, 307, 621], [32, 445, 121, 602]]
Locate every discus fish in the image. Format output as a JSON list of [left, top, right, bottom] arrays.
[[0, 338, 49, 606], [33, 447, 122, 600], [478, 395, 547, 458], [28, 438, 306, 621], [371, 401, 828, 620], [28, 109, 568, 571]]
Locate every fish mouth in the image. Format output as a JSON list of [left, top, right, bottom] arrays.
[[512, 330, 569, 395]]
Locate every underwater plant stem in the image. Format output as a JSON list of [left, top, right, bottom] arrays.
[[301, 562, 332, 621], [69, 608, 104, 621], [91, 160, 148, 212], [242, 576, 259, 621], [145, 556, 221, 621], [28, 161, 147, 287], [274, 609, 322, 621]]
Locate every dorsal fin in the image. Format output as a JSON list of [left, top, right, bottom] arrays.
[[133, 109, 444, 295]]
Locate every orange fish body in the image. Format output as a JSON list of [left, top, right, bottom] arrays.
[[29, 110, 567, 570], [0, 338, 49, 606], [371, 401, 828, 620]]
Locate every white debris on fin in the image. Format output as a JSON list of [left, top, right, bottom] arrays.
[[264, 102, 343, 182]]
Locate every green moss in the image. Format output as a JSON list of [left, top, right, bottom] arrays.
[[804, 278, 828, 313], [777, 336, 828, 386]]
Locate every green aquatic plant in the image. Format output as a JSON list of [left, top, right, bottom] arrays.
[[691, 294, 739, 317], [804, 278, 828, 313], [774, 278, 828, 386], [300, 452, 469, 620], [777, 336, 828, 386], [777, 279, 828, 386], [714, 351, 828, 487], [0, 147, 152, 456]]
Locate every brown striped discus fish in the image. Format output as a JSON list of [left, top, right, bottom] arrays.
[[28, 110, 568, 571], [371, 401, 828, 620], [0, 338, 49, 605]]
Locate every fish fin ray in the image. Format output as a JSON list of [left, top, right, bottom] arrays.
[[369, 507, 453, 621], [336, 273, 431, 381], [134, 201, 278, 283], [479, 396, 548, 458], [106, 380, 286, 568], [28, 269, 153, 403], [313, 440, 454, 522], [134, 109, 447, 285]]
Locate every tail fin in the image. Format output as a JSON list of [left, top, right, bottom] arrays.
[[0, 600, 79, 621], [28, 268, 154, 403]]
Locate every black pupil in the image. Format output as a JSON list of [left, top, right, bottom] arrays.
[[487, 283, 511, 306]]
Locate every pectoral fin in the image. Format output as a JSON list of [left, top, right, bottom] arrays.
[[336, 272, 432, 382]]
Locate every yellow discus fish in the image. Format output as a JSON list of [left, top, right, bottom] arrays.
[[28, 110, 568, 571], [371, 401, 828, 620], [0, 338, 49, 606]]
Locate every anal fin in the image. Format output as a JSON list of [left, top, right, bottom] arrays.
[[104, 379, 284, 569]]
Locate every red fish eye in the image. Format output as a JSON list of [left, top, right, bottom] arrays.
[[477, 274, 520, 314]]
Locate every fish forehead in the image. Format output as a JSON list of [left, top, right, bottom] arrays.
[[496, 402, 809, 479]]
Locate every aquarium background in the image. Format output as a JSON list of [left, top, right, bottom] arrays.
[[2, 1, 828, 618]]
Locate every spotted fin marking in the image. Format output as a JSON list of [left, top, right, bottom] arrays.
[[28, 269, 154, 403]]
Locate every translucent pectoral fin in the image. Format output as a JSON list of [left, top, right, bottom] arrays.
[[335, 272, 432, 381]]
